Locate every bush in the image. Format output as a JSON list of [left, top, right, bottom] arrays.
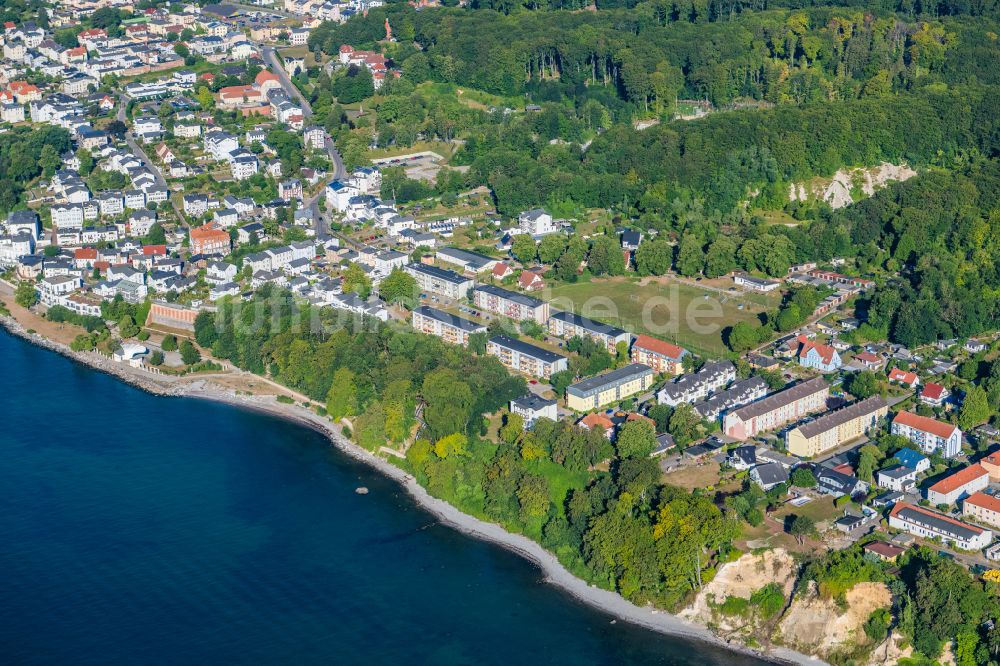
[[179, 340, 201, 365], [137, 330, 150, 341], [864, 608, 891, 642], [750, 583, 786, 619], [276, 395, 294, 404], [717, 596, 750, 616], [161, 335, 177, 351], [149, 350, 164, 366]]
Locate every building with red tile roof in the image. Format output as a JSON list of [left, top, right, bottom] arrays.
[[888, 367, 919, 387], [889, 502, 991, 550], [927, 464, 989, 506], [891, 410, 962, 458], [963, 491, 1000, 529], [920, 382, 949, 407], [630, 334, 687, 376]]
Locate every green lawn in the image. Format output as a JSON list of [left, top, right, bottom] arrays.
[[545, 275, 780, 358]]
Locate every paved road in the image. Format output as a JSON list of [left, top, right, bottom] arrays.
[[258, 44, 347, 241], [117, 94, 187, 227]]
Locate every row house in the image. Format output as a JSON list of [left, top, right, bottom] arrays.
[[658, 360, 736, 407], [889, 502, 991, 551], [723, 377, 830, 441]]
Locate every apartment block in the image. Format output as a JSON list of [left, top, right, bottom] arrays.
[[411, 306, 486, 346], [785, 395, 888, 458], [486, 335, 567, 378], [473, 285, 549, 324], [566, 364, 654, 412], [723, 377, 829, 441]]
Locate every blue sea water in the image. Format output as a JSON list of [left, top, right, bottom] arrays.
[[0, 331, 769, 666]]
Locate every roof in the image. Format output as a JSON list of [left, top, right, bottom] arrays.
[[580, 412, 614, 431], [549, 310, 627, 338], [488, 335, 566, 364], [753, 462, 788, 485], [566, 364, 653, 399], [855, 352, 880, 364], [893, 411, 958, 440], [791, 395, 887, 439], [964, 491, 1000, 514], [890, 502, 985, 540], [437, 246, 495, 270], [928, 464, 988, 496], [511, 393, 557, 412], [729, 377, 828, 422], [921, 383, 947, 400], [797, 335, 838, 365], [894, 447, 927, 469], [474, 284, 544, 309], [878, 465, 915, 480], [632, 334, 685, 360], [888, 368, 918, 384], [863, 541, 906, 559], [405, 262, 470, 285], [412, 306, 485, 333]]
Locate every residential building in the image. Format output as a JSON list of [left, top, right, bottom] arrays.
[[888, 367, 919, 388], [926, 464, 989, 506], [963, 492, 1000, 529], [189, 223, 230, 255], [723, 377, 829, 440], [509, 394, 558, 429], [877, 465, 918, 492], [785, 395, 888, 458], [546, 311, 629, 353], [891, 411, 963, 458], [888, 502, 992, 551], [795, 335, 843, 373], [727, 445, 757, 470], [630, 334, 688, 375], [565, 364, 654, 411], [895, 448, 931, 474], [751, 462, 789, 490], [692, 377, 769, 422], [980, 451, 1000, 482], [920, 382, 949, 407], [403, 263, 473, 300], [658, 360, 736, 406], [473, 284, 549, 324], [518, 208, 559, 237], [816, 466, 869, 498], [410, 306, 486, 346], [486, 335, 568, 378], [863, 541, 907, 562]]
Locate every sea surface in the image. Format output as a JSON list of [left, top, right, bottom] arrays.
[[0, 330, 769, 665]]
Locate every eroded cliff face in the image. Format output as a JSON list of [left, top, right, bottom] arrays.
[[789, 163, 917, 209], [682, 549, 899, 663]]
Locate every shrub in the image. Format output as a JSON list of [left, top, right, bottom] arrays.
[[276, 395, 294, 404]]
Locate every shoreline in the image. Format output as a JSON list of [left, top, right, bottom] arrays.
[[0, 317, 822, 666]]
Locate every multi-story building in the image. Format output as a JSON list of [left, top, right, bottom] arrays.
[[411, 306, 486, 346], [518, 208, 559, 237], [785, 395, 888, 458], [566, 363, 654, 412], [630, 334, 687, 375], [723, 377, 829, 441], [889, 502, 992, 551], [509, 394, 558, 429], [658, 360, 736, 407], [436, 247, 498, 273], [963, 492, 1000, 529], [691, 377, 769, 422], [926, 464, 989, 506], [546, 311, 629, 353], [473, 285, 549, 324], [486, 335, 567, 378], [403, 263, 473, 300], [189, 223, 231, 256], [891, 411, 962, 458]]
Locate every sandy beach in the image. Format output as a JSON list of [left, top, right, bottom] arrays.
[[0, 311, 824, 666]]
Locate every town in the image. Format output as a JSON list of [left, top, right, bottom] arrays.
[[3, 1, 1000, 664]]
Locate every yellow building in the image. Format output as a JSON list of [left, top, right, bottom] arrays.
[[785, 395, 888, 458], [566, 364, 654, 411]]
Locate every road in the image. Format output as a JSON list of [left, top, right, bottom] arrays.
[[257, 45, 346, 241], [117, 94, 187, 228]]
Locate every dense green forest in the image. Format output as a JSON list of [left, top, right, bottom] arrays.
[[0, 126, 73, 216]]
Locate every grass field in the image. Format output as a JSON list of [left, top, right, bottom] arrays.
[[544, 275, 781, 358]]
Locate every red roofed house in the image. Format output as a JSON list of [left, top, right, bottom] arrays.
[[888, 367, 919, 388], [853, 351, 882, 370], [927, 463, 989, 506], [74, 247, 97, 269], [190, 223, 231, 256], [863, 541, 906, 562], [142, 245, 166, 257], [78, 28, 107, 45], [7, 80, 40, 103], [891, 410, 962, 458], [254, 70, 282, 95], [218, 85, 264, 108], [518, 270, 543, 292], [920, 382, 949, 407], [889, 502, 991, 551], [963, 491, 1000, 529], [796, 335, 842, 372], [199, 72, 216, 82], [491, 262, 513, 280], [578, 412, 614, 439], [630, 334, 687, 376], [980, 451, 1000, 482]]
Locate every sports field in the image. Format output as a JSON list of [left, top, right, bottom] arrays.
[[545, 275, 781, 357]]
